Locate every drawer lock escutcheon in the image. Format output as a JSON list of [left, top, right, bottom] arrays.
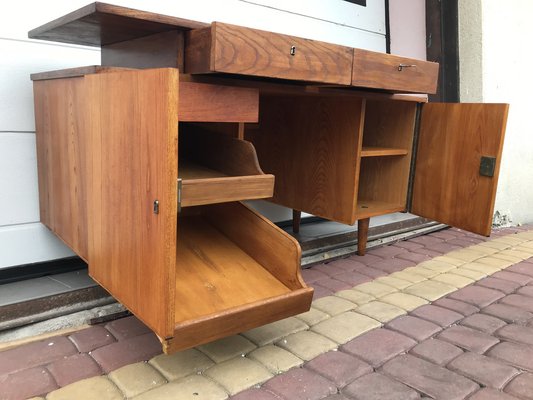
[[290, 46, 296, 56], [479, 156, 496, 177], [398, 64, 416, 71], [153, 200, 159, 214]]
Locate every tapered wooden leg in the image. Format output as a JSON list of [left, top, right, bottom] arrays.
[[357, 218, 370, 256], [292, 209, 301, 233]]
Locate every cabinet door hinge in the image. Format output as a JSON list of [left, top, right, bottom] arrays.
[[479, 156, 496, 177]]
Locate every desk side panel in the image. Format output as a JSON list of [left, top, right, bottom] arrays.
[[86, 68, 178, 339]]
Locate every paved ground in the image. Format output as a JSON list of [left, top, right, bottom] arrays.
[[1, 226, 533, 400]]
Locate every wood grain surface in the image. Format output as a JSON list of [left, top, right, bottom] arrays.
[[33, 78, 89, 261], [352, 48, 439, 94], [186, 22, 353, 85], [86, 68, 179, 339], [411, 103, 509, 236], [247, 95, 364, 225], [28, 2, 207, 46]]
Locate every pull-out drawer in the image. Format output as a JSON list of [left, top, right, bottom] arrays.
[[179, 125, 274, 207], [352, 49, 439, 94], [185, 22, 353, 85]]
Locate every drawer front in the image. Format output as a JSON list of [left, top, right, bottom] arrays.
[[352, 49, 439, 94], [186, 22, 353, 85]]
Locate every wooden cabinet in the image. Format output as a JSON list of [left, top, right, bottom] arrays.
[[29, 3, 508, 353]]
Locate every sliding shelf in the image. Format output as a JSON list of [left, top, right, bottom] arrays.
[[164, 202, 313, 353], [179, 125, 274, 207], [361, 146, 408, 157]]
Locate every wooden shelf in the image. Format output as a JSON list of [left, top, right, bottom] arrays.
[[179, 126, 274, 207], [354, 199, 406, 219], [361, 146, 408, 157]]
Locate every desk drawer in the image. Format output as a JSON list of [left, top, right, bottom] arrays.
[[352, 49, 439, 94], [185, 22, 353, 85]]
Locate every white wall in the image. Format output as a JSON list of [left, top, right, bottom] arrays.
[[0, 0, 386, 268], [459, 0, 533, 226]]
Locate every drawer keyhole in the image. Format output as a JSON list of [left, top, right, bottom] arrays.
[[398, 64, 416, 71], [290, 46, 296, 56], [153, 200, 159, 214]]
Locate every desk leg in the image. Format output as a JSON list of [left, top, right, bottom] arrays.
[[292, 209, 301, 233], [357, 218, 370, 256]]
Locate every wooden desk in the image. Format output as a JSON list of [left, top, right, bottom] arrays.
[[29, 3, 508, 353]]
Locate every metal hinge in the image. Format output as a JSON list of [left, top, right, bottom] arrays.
[[177, 178, 182, 212], [479, 156, 496, 177]]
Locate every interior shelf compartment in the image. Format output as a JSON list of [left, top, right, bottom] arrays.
[[179, 124, 275, 207], [164, 201, 313, 353], [361, 146, 409, 157]]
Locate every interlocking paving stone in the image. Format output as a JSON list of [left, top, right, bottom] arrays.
[[395, 251, 432, 264], [68, 326, 116, 353], [432, 272, 476, 288], [313, 278, 352, 292], [409, 338, 463, 366], [478, 240, 513, 250], [90, 332, 162, 373], [379, 292, 428, 311], [0, 336, 77, 376], [414, 248, 448, 257], [370, 258, 415, 274], [311, 284, 334, 300], [461, 313, 507, 334], [197, 335, 256, 363], [47, 353, 102, 387], [500, 294, 533, 313], [403, 280, 457, 301], [262, 367, 336, 400], [409, 235, 444, 246], [204, 357, 273, 396], [105, 316, 151, 341], [331, 271, 372, 286], [482, 303, 533, 324], [367, 245, 407, 258], [393, 240, 424, 250], [322, 395, 350, 400], [312, 296, 357, 316], [351, 281, 398, 298], [133, 375, 228, 400], [386, 315, 441, 341], [382, 354, 479, 399], [450, 267, 487, 280], [108, 362, 166, 398], [492, 253, 524, 264], [409, 304, 463, 327], [476, 256, 515, 269], [504, 373, 533, 399], [294, 307, 330, 326], [496, 324, 533, 345], [433, 297, 480, 315], [334, 289, 375, 305], [342, 372, 420, 400], [447, 352, 520, 389], [349, 264, 388, 279], [230, 388, 283, 400], [425, 242, 462, 254], [313, 263, 349, 277], [459, 262, 502, 275], [403, 266, 439, 278], [506, 261, 533, 277], [499, 249, 533, 260], [311, 311, 381, 344], [351, 254, 384, 266], [445, 249, 487, 262], [433, 256, 467, 267], [476, 277, 522, 294], [417, 260, 457, 274], [301, 269, 329, 283], [469, 388, 520, 400], [305, 350, 372, 387], [355, 301, 406, 322], [438, 325, 500, 353], [341, 328, 416, 367], [448, 286, 505, 308], [465, 244, 500, 255], [375, 275, 413, 289], [492, 271, 533, 285], [325, 258, 367, 272], [517, 286, 533, 297], [389, 270, 428, 283], [276, 331, 337, 361], [242, 317, 308, 346], [487, 341, 533, 371], [149, 348, 214, 381], [46, 376, 123, 400], [0, 367, 57, 400], [247, 345, 303, 374]]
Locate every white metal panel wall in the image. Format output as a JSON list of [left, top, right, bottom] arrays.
[[0, 0, 385, 268]]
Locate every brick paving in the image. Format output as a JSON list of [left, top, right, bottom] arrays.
[[2, 226, 533, 399]]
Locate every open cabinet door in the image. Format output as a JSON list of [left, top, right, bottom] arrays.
[[411, 103, 508, 236]]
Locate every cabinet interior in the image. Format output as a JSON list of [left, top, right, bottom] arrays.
[[355, 100, 418, 219]]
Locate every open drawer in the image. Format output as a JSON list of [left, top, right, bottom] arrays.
[[179, 124, 274, 207], [163, 202, 313, 352]]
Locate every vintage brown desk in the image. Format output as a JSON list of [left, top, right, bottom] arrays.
[[29, 3, 508, 353]]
